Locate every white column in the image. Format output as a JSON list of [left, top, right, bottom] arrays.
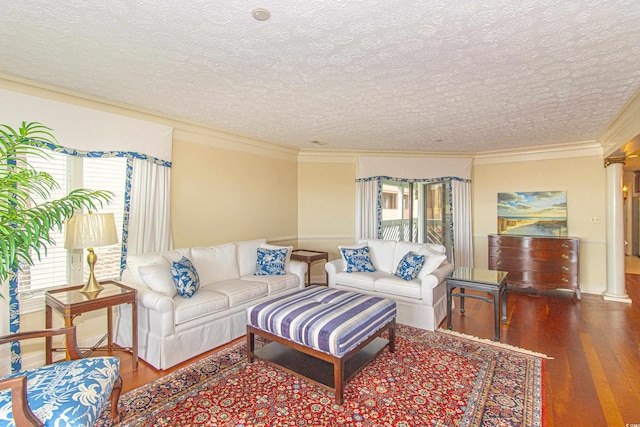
[[604, 158, 632, 303]]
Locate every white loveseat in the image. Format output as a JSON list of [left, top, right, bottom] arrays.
[[325, 239, 454, 331], [114, 239, 307, 370]]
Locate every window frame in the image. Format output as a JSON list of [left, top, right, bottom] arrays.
[[17, 151, 127, 313]]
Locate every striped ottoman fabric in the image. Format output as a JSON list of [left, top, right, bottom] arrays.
[[247, 286, 396, 357]]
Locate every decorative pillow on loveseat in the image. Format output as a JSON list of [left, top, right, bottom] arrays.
[[138, 262, 178, 298], [171, 256, 200, 298], [340, 245, 376, 273], [394, 251, 425, 281], [254, 247, 288, 275]]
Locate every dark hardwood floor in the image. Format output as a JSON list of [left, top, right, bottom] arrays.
[[107, 276, 640, 426]]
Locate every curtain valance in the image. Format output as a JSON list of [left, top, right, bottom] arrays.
[[357, 156, 472, 180], [1, 88, 173, 162], [356, 176, 470, 183]]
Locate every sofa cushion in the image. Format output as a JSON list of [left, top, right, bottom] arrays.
[[173, 288, 229, 325], [418, 248, 448, 279], [241, 273, 299, 295], [171, 257, 200, 298], [260, 243, 294, 270], [237, 239, 267, 276], [191, 244, 240, 284], [207, 279, 268, 307], [394, 241, 447, 279], [338, 243, 367, 271], [255, 247, 288, 276], [334, 271, 389, 291], [138, 262, 178, 297], [375, 275, 422, 300], [125, 248, 191, 285], [426, 243, 447, 254], [340, 246, 376, 273], [365, 239, 397, 273], [394, 251, 425, 281]]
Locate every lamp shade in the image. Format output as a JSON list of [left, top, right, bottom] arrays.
[[64, 213, 118, 249]]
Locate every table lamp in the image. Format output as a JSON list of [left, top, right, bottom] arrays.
[[64, 212, 118, 294]]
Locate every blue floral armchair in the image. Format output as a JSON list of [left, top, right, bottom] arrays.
[[0, 326, 122, 426]]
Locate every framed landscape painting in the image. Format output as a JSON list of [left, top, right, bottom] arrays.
[[497, 191, 568, 237]]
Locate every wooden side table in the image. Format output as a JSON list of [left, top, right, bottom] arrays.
[[291, 249, 329, 287], [446, 267, 508, 341], [45, 280, 138, 370]]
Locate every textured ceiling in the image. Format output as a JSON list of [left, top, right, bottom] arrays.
[[1, 0, 640, 153]]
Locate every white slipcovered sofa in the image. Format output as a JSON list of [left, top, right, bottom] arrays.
[[325, 239, 454, 331], [114, 239, 307, 370]]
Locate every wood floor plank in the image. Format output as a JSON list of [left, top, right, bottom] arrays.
[[579, 332, 625, 427]]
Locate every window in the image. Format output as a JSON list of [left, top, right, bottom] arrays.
[[380, 179, 452, 257], [381, 181, 416, 242], [18, 151, 127, 301]]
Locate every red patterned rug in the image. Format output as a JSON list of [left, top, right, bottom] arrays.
[[98, 325, 545, 426]]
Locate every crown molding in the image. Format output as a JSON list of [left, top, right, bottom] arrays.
[[298, 149, 473, 163], [473, 140, 603, 165], [1, 73, 620, 165], [173, 126, 299, 162], [599, 87, 640, 157], [0, 73, 300, 162]]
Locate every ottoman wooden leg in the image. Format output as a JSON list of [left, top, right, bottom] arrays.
[[334, 357, 344, 405], [246, 328, 255, 363]]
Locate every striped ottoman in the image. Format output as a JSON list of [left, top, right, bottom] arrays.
[[246, 286, 396, 404]]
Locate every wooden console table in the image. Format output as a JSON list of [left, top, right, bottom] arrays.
[[45, 280, 138, 370]]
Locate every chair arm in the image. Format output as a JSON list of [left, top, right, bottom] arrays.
[[0, 376, 42, 426], [0, 326, 83, 360]]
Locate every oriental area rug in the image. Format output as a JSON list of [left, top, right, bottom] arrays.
[[97, 325, 546, 426]]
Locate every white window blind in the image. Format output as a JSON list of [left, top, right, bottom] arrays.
[[83, 157, 127, 282], [18, 152, 126, 297], [17, 152, 68, 296]]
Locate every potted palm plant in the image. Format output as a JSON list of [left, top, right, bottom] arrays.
[[0, 121, 113, 298]]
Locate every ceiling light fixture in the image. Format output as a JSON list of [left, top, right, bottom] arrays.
[[252, 8, 271, 21]]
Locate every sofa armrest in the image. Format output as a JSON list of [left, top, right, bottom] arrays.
[[287, 260, 308, 288], [420, 261, 455, 302], [431, 261, 455, 285], [325, 259, 345, 287], [116, 279, 176, 339], [137, 287, 174, 314]]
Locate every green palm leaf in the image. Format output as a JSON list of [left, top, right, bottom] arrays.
[[0, 121, 115, 291]]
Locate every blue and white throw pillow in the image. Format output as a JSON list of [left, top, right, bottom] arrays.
[[394, 251, 426, 281], [341, 246, 376, 273], [255, 247, 288, 276], [171, 256, 200, 298]]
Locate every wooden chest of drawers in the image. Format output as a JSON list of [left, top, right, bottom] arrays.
[[488, 234, 581, 299]]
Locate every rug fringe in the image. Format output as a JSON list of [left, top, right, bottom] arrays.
[[436, 328, 553, 359]]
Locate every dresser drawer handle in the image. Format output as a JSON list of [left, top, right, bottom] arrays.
[[562, 266, 569, 271], [562, 254, 569, 260], [495, 249, 502, 254], [562, 278, 569, 283], [562, 243, 569, 248], [496, 260, 502, 265], [495, 240, 502, 244]]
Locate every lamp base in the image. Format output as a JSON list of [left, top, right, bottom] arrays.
[[80, 279, 104, 294], [81, 248, 104, 293]]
